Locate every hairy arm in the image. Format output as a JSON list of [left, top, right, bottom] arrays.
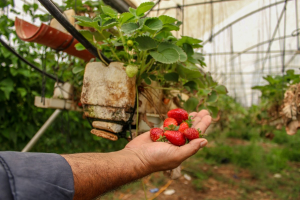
[[61, 110, 211, 200]]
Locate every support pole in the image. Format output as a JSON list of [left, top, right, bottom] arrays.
[[22, 109, 61, 152]]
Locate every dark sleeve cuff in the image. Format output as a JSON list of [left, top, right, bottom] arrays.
[[0, 151, 74, 200]]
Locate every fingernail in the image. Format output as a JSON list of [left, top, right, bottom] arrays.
[[200, 140, 207, 148]]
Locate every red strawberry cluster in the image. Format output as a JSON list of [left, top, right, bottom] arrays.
[[150, 108, 205, 146]]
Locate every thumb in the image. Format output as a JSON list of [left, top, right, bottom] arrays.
[[177, 138, 208, 161]]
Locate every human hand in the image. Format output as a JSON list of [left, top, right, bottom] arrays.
[[124, 110, 212, 172]]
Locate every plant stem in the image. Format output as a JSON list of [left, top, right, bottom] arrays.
[[141, 179, 148, 200], [99, 31, 121, 62], [117, 27, 129, 62], [136, 85, 139, 135], [97, 48, 109, 66]]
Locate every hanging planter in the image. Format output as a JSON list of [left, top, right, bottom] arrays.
[[76, 2, 227, 140], [15, 17, 94, 62]]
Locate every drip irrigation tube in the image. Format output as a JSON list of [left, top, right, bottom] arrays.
[[38, 0, 111, 65], [0, 37, 64, 83]]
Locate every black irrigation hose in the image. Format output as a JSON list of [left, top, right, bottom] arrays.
[[0, 37, 65, 83], [38, 0, 111, 65]]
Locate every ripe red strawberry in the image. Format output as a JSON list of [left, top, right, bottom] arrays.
[[163, 118, 178, 128], [164, 130, 186, 146], [150, 128, 164, 142], [178, 116, 193, 133], [183, 128, 203, 141], [167, 108, 189, 124]]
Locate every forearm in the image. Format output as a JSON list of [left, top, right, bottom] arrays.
[[61, 149, 152, 200]]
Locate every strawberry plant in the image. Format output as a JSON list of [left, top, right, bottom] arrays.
[[74, 2, 227, 117]]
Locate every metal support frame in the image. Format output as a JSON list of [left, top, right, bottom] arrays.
[[22, 109, 61, 152], [202, 0, 291, 45]]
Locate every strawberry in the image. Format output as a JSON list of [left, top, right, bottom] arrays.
[[126, 65, 138, 78], [178, 116, 193, 133], [150, 128, 164, 142], [163, 118, 178, 129], [164, 130, 186, 146], [183, 128, 203, 141], [167, 108, 189, 124]]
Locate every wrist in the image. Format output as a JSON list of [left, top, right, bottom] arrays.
[[121, 148, 154, 175]]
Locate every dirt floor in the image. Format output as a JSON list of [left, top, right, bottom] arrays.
[[100, 163, 285, 200]]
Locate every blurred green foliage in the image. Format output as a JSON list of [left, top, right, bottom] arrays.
[[0, 1, 127, 153]]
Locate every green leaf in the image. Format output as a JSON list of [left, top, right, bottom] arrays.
[[129, 7, 137, 16], [75, 43, 86, 51], [164, 72, 179, 82], [160, 24, 180, 32], [72, 66, 84, 74], [101, 18, 118, 29], [214, 85, 228, 94], [158, 15, 177, 24], [207, 106, 219, 118], [101, 6, 118, 17], [0, 78, 14, 100], [176, 63, 202, 80], [144, 77, 151, 85], [183, 97, 199, 112], [150, 48, 179, 64], [135, 36, 158, 51], [136, 2, 155, 16], [79, 30, 110, 43], [177, 36, 202, 46], [121, 23, 139, 34], [207, 90, 218, 103], [149, 74, 156, 81], [17, 87, 27, 97], [143, 17, 163, 32], [198, 89, 211, 96], [158, 42, 187, 62], [120, 12, 134, 24], [182, 43, 194, 56], [183, 81, 198, 91]]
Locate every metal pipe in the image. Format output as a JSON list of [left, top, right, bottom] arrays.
[[152, 0, 237, 11], [0, 37, 64, 83], [22, 109, 61, 152], [202, 0, 291, 45], [203, 50, 298, 55], [38, 0, 111, 65]]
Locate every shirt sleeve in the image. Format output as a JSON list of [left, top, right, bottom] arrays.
[[0, 151, 74, 200]]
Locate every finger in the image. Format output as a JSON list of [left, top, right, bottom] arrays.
[[195, 110, 210, 119], [189, 112, 198, 119], [191, 116, 202, 128], [194, 115, 212, 133], [177, 138, 208, 160]]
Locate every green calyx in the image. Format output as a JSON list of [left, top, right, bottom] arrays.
[[164, 124, 179, 131]]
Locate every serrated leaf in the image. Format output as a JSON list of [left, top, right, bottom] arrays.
[[120, 12, 134, 24], [214, 85, 228, 94], [149, 74, 156, 80], [158, 15, 177, 24], [207, 90, 218, 103], [101, 19, 118, 29], [136, 2, 155, 16], [164, 72, 179, 82], [158, 42, 187, 62], [184, 97, 199, 112], [72, 66, 84, 74], [150, 48, 179, 64], [135, 36, 158, 51], [75, 43, 86, 51], [176, 63, 202, 80], [101, 5, 118, 17], [182, 43, 194, 56], [143, 17, 163, 32], [0, 78, 14, 100], [129, 7, 137, 16], [177, 36, 202, 46], [74, 15, 98, 28], [121, 23, 139, 34], [183, 81, 198, 91], [160, 24, 180, 32], [207, 106, 219, 118]]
